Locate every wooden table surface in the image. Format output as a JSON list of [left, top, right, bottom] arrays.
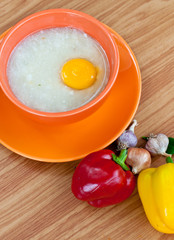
[[0, 0, 174, 239]]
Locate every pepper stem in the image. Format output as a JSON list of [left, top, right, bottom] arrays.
[[166, 157, 174, 163], [112, 150, 130, 171]]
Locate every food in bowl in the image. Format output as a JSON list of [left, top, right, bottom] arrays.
[[7, 27, 110, 113]]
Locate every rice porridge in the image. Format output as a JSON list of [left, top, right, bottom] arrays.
[[7, 27, 110, 112]]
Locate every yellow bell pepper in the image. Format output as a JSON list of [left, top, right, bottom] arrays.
[[138, 162, 174, 233]]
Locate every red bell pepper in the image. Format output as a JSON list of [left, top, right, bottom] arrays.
[[71, 149, 136, 207]]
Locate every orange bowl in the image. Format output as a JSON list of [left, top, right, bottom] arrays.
[[0, 26, 141, 162], [0, 9, 120, 123]]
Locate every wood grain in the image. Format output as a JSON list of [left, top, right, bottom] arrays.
[[0, 0, 174, 239]]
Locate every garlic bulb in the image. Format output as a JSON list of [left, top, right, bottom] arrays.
[[116, 119, 138, 151], [145, 133, 171, 157]]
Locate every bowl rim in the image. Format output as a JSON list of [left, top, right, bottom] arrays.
[[0, 9, 120, 118]]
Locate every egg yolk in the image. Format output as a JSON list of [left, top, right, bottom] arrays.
[[61, 58, 97, 90]]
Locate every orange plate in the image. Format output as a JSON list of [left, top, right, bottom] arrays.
[[0, 26, 141, 162]]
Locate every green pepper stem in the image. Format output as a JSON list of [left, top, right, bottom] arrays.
[[112, 150, 130, 171], [166, 157, 174, 163]]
